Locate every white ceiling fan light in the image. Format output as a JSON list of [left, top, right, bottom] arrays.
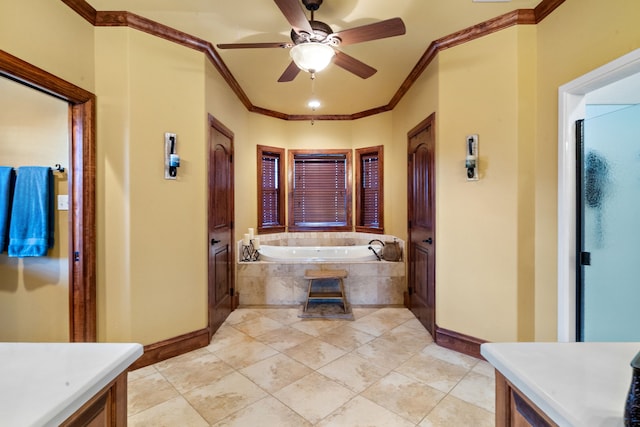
[[289, 42, 335, 74]]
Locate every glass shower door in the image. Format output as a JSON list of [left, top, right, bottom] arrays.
[[578, 104, 640, 341]]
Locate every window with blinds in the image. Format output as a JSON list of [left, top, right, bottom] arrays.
[[257, 145, 285, 233], [288, 149, 352, 231], [356, 146, 384, 233]]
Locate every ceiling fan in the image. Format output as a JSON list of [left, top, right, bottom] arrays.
[[216, 0, 406, 82]]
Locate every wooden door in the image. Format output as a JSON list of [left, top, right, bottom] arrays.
[[208, 115, 234, 339], [407, 113, 436, 335]]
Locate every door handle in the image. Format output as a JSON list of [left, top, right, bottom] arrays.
[[211, 239, 221, 245], [423, 238, 433, 244]]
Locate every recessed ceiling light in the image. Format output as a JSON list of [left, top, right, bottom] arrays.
[[308, 100, 321, 110]]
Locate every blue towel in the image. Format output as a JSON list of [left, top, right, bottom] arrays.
[[8, 167, 54, 257], [0, 166, 16, 253]]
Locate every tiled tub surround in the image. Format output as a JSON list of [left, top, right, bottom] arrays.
[[236, 233, 406, 306]]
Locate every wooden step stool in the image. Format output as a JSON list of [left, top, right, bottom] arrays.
[[303, 269, 348, 313]]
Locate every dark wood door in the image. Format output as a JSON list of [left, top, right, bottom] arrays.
[[407, 113, 436, 336], [208, 115, 234, 339]]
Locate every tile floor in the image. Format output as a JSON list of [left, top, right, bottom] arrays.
[[127, 307, 496, 426]]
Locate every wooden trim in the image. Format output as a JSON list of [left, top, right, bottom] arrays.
[[257, 145, 286, 234], [60, 0, 97, 25], [535, 0, 566, 23], [355, 145, 384, 233], [70, 98, 97, 342], [128, 328, 210, 371], [0, 49, 97, 342], [495, 370, 511, 427], [435, 325, 487, 360], [61, 1, 564, 122]]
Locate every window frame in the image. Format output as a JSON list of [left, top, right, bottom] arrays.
[[287, 149, 353, 232], [257, 145, 286, 234], [355, 145, 384, 233]]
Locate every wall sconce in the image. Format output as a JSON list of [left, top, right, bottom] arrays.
[[465, 134, 479, 181], [164, 132, 180, 180]]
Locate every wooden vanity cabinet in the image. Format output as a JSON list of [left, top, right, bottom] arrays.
[[495, 371, 559, 427], [60, 372, 128, 427]]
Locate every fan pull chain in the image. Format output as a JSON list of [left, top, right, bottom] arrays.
[[310, 75, 317, 125]]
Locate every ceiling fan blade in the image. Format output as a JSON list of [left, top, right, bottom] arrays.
[[274, 0, 313, 35], [332, 17, 406, 46], [333, 51, 377, 79], [217, 42, 292, 49], [278, 61, 302, 82]]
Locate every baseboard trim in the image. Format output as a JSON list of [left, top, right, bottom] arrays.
[[128, 328, 210, 371], [435, 325, 487, 360]]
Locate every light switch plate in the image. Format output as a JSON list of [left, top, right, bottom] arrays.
[[57, 194, 69, 211]]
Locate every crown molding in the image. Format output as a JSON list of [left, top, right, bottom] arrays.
[[60, 0, 564, 121]]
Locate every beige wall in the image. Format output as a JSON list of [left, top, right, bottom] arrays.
[[0, 79, 70, 342], [95, 28, 213, 343], [0, 0, 95, 92]]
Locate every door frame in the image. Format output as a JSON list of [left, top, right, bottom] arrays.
[[557, 48, 640, 342], [0, 50, 96, 342]]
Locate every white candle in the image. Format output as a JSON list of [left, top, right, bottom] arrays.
[[248, 228, 254, 239], [253, 237, 260, 249], [243, 233, 250, 246]]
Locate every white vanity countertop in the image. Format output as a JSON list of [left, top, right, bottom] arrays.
[[481, 342, 640, 427], [0, 342, 143, 427]]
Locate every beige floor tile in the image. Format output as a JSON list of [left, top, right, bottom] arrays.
[[420, 343, 479, 369], [348, 313, 398, 337], [254, 325, 314, 351], [212, 396, 312, 427], [317, 395, 415, 427], [224, 308, 265, 325], [395, 353, 470, 393], [127, 364, 157, 382], [273, 372, 355, 424], [183, 371, 268, 425], [213, 335, 279, 369], [402, 316, 430, 331], [128, 308, 497, 426], [205, 324, 250, 353], [157, 352, 234, 394], [472, 359, 496, 378], [233, 315, 284, 337], [261, 308, 302, 325], [239, 353, 312, 393], [449, 371, 496, 412], [351, 307, 382, 318], [127, 371, 180, 416], [317, 353, 390, 393], [153, 348, 212, 371], [380, 323, 433, 353], [128, 396, 208, 427], [353, 336, 416, 370], [361, 371, 446, 424], [290, 318, 345, 337], [316, 324, 376, 351], [284, 337, 347, 370], [419, 395, 494, 427]]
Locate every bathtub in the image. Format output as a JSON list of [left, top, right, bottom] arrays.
[[257, 244, 383, 262]]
